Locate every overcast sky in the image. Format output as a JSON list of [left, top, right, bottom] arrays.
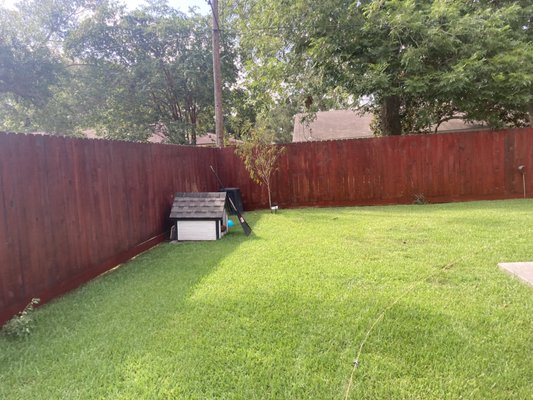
[[123, 0, 210, 13], [0, 0, 210, 14]]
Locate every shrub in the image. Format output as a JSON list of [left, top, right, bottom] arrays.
[[413, 193, 429, 205], [2, 298, 40, 338]]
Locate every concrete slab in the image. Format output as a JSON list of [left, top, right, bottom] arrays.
[[498, 262, 533, 287]]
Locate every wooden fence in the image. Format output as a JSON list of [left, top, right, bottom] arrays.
[[1, 127, 532, 324], [219, 128, 533, 209], [0, 133, 219, 325]]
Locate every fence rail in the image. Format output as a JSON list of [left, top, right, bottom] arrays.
[[1, 127, 532, 324]]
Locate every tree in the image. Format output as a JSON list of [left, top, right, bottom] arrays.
[[255, 101, 298, 144], [0, 5, 62, 109], [228, 0, 533, 134], [235, 128, 285, 209], [64, 1, 237, 143], [1, 0, 239, 143], [0, 0, 113, 132]]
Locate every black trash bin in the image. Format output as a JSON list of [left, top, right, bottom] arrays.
[[220, 187, 244, 215]]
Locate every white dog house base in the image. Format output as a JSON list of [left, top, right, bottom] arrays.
[[170, 192, 229, 241]]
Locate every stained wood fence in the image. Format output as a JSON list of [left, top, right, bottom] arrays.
[[219, 128, 533, 209], [1, 127, 532, 324], [0, 133, 218, 325]]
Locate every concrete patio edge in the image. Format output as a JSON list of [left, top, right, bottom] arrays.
[[498, 262, 533, 287]]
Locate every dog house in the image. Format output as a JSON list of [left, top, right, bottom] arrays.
[[169, 192, 229, 241]]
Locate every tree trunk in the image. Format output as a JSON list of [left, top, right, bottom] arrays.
[[191, 122, 197, 145], [381, 95, 402, 136], [266, 181, 272, 209]]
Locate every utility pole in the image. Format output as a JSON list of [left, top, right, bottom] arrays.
[[209, 0, 224, 148]]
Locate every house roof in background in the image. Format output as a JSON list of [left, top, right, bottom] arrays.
[[21, 130, 243, 146], [293, 110, 373, 142], [196, 133, 243, 146], [21, 129, 167, 143], [169, 192, 227, 219], [292, 110, 487, 142]]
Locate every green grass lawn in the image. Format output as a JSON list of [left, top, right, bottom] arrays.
[[2, 200, 533, 399]]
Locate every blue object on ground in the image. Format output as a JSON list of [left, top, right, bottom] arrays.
[[228, 219, 235, 228]]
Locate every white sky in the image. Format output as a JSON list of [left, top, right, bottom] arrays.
[[124, 0, 209, 13], [0, 0, 210, 14]]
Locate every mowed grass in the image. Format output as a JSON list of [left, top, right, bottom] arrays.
[[1, 200, 533, 399]]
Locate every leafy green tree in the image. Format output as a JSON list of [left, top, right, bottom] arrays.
[[255, 100, 299, 143], [1, 0, 238, 143], [0, 6, 62, 117], [64, 1, 237, 143], [228, 0, 533, 135], [0, 0, 111, 132]]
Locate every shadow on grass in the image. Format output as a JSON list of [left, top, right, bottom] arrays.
[[98, 285, 532, 399], [0, 214, 263, 399], [2, 204, 532, 399]]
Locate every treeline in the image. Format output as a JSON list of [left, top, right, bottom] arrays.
[[1, 0, 532, 143], [0, 0, 241, 144], [229, 0, 533, 135]]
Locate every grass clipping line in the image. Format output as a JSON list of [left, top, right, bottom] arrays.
[[342, 238, 507, 400]]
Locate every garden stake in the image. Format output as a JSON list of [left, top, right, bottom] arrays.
[[518, 165, 526, 198]]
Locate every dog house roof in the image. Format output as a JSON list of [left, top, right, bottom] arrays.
[[169, 192, 227, 219]]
